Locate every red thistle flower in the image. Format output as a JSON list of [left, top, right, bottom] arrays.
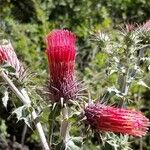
[[46, 29, 78, 102], [85, 103, 150, 137], [0, 40, 24, 75]]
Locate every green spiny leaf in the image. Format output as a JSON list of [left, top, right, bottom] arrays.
[[12, 105, 31, 128]]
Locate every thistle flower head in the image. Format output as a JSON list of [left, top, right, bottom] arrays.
[[0, 40, 24, 76], [46, 29, 78, 102], [84, 103, 150, 137]]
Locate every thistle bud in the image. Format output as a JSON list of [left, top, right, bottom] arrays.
[[46, 29, 78, 102], [0, 40, 24, 76], [85, 103, 150, 137]]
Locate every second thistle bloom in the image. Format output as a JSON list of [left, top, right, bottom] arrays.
[[85, 103, 150, 137], [46, 29, 77, 102], [0, 40, 24, 76]]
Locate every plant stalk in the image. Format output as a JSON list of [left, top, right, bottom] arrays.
[[0, 71, 50, 150], [49, 103, 59, 147], [21, 124, 27, 145], [60, 103, 69, 143]]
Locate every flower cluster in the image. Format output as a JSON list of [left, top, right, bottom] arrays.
[[85, 103, 150, 137], [46, 29, 78, 102], [0, 40, 24, 75]]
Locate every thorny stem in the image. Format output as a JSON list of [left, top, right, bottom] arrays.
[[118, 70, 129, 108], [21, 124, 27, 146], [120, 73, 129, 95], [0, 71, 50, 150], [0, 71, 29, 104], [31, 109, 50, 150], [102, 47, 145, 108], [60, 102, 70, 143], [118, 48, 145, 107], [140, 137, 143, 150], [49, 103, 59, 147], [101, 91, 115, 103]]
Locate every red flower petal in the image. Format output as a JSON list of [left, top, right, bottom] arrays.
[[0, 41, 24, 75], [46, 29, 78, 102], [85, 103, 150, 137]]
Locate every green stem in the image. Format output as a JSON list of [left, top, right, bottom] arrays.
[[118, 74, 128, 108], [60, 104, 69, 143], [118, 49, 145, 107], [49, 103, 59, 147], [101, 90, 115, 103]]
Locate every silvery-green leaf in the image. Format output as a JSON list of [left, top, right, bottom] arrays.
[[140, 57, 150, 61], [107, 87, 120, 95], [66, 140, 81, 150], [12, 105, 31, 128], [71, 137, 83, 147], [113, 56, 119, 63], [2, 89, 9, 108], [133, 65, 143, 73], [109, 69, 117, 75], [0, 120, 8, 137], [148, 65, 150, 71], [23, 117, 31, 128], [55, 139, 81, 150], [3, 63, 16, 73], [12, 105, 26, 120], [137, 80, 150, 89], [107, 87, 124, 98]]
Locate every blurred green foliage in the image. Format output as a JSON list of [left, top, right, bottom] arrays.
[[0, 0, 150, 149]]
